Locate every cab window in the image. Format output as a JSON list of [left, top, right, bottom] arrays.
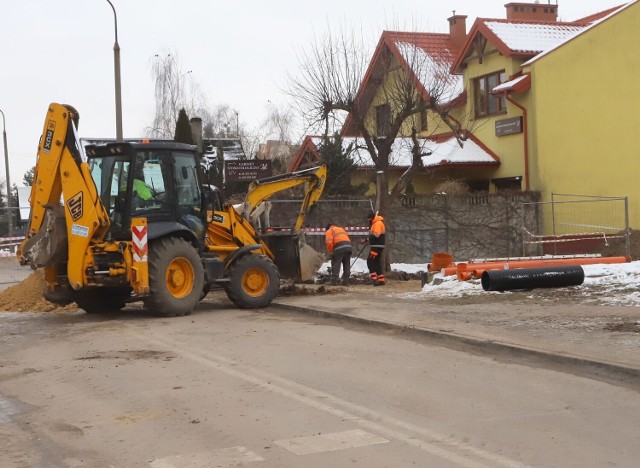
[[173, 152, 202, 215]]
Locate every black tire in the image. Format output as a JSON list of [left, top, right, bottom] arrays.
[[144, 237, 204, 317], [200, 283, 211, 301], [74, 287, 131, 314], [224, 254, 279, 309]]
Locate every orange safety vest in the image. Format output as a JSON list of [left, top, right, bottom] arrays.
[[325, 225, 352, 254], [369, 215, 386, 249]]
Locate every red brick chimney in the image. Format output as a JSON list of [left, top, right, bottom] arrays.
[[505, 2, 558, 22], [448, 13, 468, 49]]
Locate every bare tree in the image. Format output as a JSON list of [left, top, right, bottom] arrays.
[[263, 103, 295, 143], [288, 27, 466, 216], [240, 127, 262, 160], [147, 52, 191, 138]]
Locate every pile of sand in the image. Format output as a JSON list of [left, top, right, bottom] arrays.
[[0, 271, 76, 313]]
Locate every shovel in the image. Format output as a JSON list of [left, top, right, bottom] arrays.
[[350, 242, 368, 268]]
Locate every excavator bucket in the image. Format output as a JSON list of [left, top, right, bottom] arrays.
[[19, 205, 68, 268], [297, 234, 325, 282], [262, 231, 323, 282]]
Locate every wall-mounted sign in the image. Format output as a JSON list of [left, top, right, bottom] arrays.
[[495, 116, 523, 136], [225, 160, 272, 183]]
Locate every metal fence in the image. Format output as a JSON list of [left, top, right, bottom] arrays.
[[522, 194, 630, 258], [0, 206, 35, 289]]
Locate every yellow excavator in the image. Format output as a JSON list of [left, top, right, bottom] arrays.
[[17, 103, 326, 316]]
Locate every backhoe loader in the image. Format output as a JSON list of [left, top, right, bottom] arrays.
[[17, 103, 326, 317]]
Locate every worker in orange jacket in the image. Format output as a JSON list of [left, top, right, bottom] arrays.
[[325, 224, 353, 285], [364, 210, 386, 286]]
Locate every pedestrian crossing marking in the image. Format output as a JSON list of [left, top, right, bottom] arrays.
[[274, 428, 388, 455], [150, 446, 264, 468]]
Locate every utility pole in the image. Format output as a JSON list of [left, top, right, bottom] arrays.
[[106, 0, 123, 141], [0, 109, 12, 237]]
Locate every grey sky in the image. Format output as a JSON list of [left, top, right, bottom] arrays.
[[0, 0, 625, 187]]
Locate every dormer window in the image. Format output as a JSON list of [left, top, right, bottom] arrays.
[[474, 71, 507, 118]]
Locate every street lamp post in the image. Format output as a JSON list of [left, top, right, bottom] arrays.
[[105, 0, 123, 141], [0, 109, 12, 237]]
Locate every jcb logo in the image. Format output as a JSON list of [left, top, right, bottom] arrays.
[[43, 120, 55, 154], [67, 192, 84, 221]]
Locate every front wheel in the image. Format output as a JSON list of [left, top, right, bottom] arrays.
[[144, 237, 204, 317], [224, 254, 279, 309]]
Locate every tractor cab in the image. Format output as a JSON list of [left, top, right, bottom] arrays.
[[85, 141, 206, 244]]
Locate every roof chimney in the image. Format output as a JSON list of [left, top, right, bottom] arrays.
[[505, 2, 558, 22], [448, 13, 468, 49], [189, 117, 203, 155]]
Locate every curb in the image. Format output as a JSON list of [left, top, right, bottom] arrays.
[[272, 302, 640, 386]]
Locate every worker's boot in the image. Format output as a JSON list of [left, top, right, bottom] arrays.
[[341, 278, 349, 286], [370, 273, 378, 286]]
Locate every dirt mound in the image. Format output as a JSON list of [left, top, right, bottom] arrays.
[[279, 283, 338, 296], [0, 271, 76, 313]]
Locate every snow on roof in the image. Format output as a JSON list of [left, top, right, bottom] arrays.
[[395, 41, 464, 105], [492, 74, 529, 93], [311, 136, 497, 168], [523, 2, 632, 66], [484, 21, 585, 54], [201, 139, 246, 167]]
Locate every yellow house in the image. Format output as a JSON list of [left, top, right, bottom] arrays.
[[519, 2, 640, 229], [451, 1, 639, 241], [291, 2, 638, 227], [451, 3, 624, 193], [289, 24, 502, 194]]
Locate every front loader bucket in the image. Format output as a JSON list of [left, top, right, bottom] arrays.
[[20, 205, 68, 268], [262, 231, 323, 282]]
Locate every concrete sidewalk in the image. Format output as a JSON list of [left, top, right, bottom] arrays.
[[272, 286, 640, 383]]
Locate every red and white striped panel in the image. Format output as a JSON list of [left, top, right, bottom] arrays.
[[132, 225, 148, 262], [303, 226, 369, 236]]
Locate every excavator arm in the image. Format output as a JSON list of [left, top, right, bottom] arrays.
[[242, 165, 327, 231], [17, 103, 111, 290], [241, 165, 327, 281]]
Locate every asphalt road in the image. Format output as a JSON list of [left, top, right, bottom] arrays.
[[1, 302, 639, 467]]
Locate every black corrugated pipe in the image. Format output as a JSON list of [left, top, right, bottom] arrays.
[[481, 265, 585, 292]]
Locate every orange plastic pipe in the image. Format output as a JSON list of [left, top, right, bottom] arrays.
[[440, 266, 457, 276], [443, 256, 629, 278]]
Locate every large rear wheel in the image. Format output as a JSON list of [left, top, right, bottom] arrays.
[[224, 254, 279, 309], [144, 237, 204, 317]]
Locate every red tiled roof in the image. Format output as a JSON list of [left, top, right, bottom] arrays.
[[341, 30, 464, 136], [451, 18, 586, 73], [573, 5, 625, 24], [451, 3, 628, 74], [288, 133, 500, 172]]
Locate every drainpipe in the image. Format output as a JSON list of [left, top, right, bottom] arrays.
[[505, 95, 530, 190]]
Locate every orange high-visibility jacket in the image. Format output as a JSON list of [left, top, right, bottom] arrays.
[[368, 214, 386, 249], [325, 225, 352, 254]]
